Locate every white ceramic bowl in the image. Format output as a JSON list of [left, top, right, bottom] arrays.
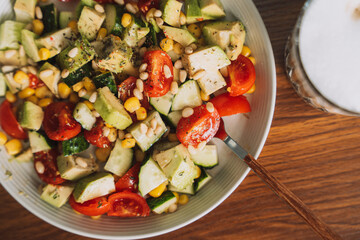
[[0, 0, 276, 239]]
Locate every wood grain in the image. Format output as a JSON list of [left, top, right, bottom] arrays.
[[1, 0, 360, 239]]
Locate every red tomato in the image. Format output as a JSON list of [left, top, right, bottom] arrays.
[[69, 195, 110, 216], [0, 100, 27, 139], [115, 163, 141, 192], [43, 102, 81, 141], [177, 104, 220, 148], [210, 92, 251, 117], [34, 149, 66, 185], [117, 76, 150, 109], [227, 55, 256, 96], [28, 73, 44, 89], [142, 50, 173, 97], [138, 0, 160, 13], [107, 191, 150, 217], [84, 118, 111, 148]]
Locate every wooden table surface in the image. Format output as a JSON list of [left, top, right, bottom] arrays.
[[1, 0, 360, 239]]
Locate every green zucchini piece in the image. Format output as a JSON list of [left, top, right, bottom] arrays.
[[63, 63, 92, 87], [40, 4, 58, 34], [92, 72, 117, 95], [59, 11, 75, 29], [105, 4, 125, 37], [62, 134, 90, 157], [28, 130, 54, 153], [146, 191, 177, 214], [193, 167, 212, 192]]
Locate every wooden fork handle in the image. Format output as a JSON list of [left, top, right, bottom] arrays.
[[243, 154, 342, 240]]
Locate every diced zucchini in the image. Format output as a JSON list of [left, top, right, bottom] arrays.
[[193, 167, 212, 192], [59, 11, 75, 29], [93, 72, 117, 95], [189, 145, 218, 168], [166, 111, 182, 127], [104, 4, 125, 37], [162, 26, 197, 47], [76, 0, 97, 18], [78, 6, 106, 41], [128, 111, 167, 151], [13, 148, 33, 163], [57, 155, 97, 181], [0, 72, 7, 96], [63, 63, 92, 87], [168, 183, 195, 195], [0, 48, 28, 66], [0, 21, 25, 50], [41, 184, 74, 208], [62, 134, 90, 157], [146, 191, 177, 214], [104, 139, 133, 177], [161, 0, 183, 27], [39, 62, 61, 96], [150, 91, 174, 116], [138, 156, 168, 196], [21, 29, 41, 62], [40, 4, 58, 34], [14, 0, 37, 23], [153, 141, 180, 152], [73, 102, 96, 131], [19, 101, 44, 131], [122, 15, 150, 47], [28, 131, 53, 153], [171, 80, 202, 111]]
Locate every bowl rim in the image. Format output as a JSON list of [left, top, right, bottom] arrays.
[[0, 0, 276, 238]]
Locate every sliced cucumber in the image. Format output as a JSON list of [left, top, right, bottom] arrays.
[[59, 11, 75, 29], [0, 21, 25, 50], [41, 183, 74, 208], [146, 191, 177, 214], [73, 102, 96, 131], [93, 72, 117, 95], [189, 145, 218, 168], [28, 131, 53, 153], [104, 139, 133, 176], [19, 101, 44, 131], [138, 156, 168, 196], [150, 91, 174, 116], [41, 4, 58, 34], [193, 167, 212, 192], [171, 80, 202, 111], [105, 4, 125, 37], [0, 72, 7, 97], [62, 134, 90, 157], [168, 183, 195, 195], [166, 111, 182, 127], [21, 29, 40, 62]]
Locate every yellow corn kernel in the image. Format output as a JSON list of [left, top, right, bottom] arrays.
[[18, 87, 35, 99], [35, 86, 53, 98], [5, 139, 22, 156], [38, 48, 50, 61], [81, 100, 93, 111], [32, 19, 44, 35], [246, 83, 256, 94], [69, 92, 80, 103], [97, 28, 107, 41], [95, 147, 112, 162], [5, 91, 17, 103], [0, 132, 8, 146], [58, 82, 72, 99], [121, 138, 136, 148], [72, 81, 84, 92], [241, 46, 251, 57], [121, 13, 133, 28], [26, 95, 39, 104], [160, 38, 174, 52], [149, 182, 167, 198], [135, 107, 147, 121], [91, 215, 101, 220], [14, 70, 30, 85], [38, 98, 53, 108], [200, 91, 210, 101], [168, 133, 178, 142], [173, 42, 184, 55], [187, 24, 201, 38], [178, 194, 189, 205], [172, 191, 179, 203], [68, 20, 78, 32], [124, 97, 141, 113], [248, 56, 256, 65], [82, 77, 96, 92], [194, 166, 201, 179]]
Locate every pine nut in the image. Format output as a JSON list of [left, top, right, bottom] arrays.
[[133, 88, 143, 100], [174, 60, 183, 69], [27, 58, 35, 66], [108, 129, 117, 142], [140, 72, 149, 80], [146, 128, 154, 137], [92, 60, 99, 70], [150, 118, 158, 129], [179, 70, 187, 83], [35, 6, 43, 19], [27, 66, 37, 75], [220, 66, 229, 77], [168, 203, 177, 213], [164, 65, 172, 79], [155, 125, 163, 135], [89, 92, 97, 103], [125, 3, 137, 14], [188, 145, 197, 155], [78, 89, 87, 97], [140, 123, 148, 134], [197, 141, 206, 151], [146, 8, 156, 21], [118, 130, 125, 139], [20, 67, 28, 73], [92, 110, 100, 117], [114, 0, 125, 5], [136, 79, 144, 92], [2, 66, 16, 73], [35, 161, 45, 174], [170, 81, 178, 94], [155, 17, 164, 26], [68, 47, 79, 58], [103, 127, 110, 137], [125, 133, 133, 139], [19, 46, 25, 57], [5, 50, 16, 59], [184, 46, 193, 54], [75, 157, 88, 168], [206, 102, 215, 113], [139, 47, 147, 57], [182, 107, 194, 118], [139, 63, 148, 72], [61, 69, 69, 78], [154, 10, 162, 17], [193, 69, 206, 80], [95, 4, 105, 13], [39, 69, 53, 79], [189, 43, 197, 50]]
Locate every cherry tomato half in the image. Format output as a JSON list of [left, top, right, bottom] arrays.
[[210, 92, 251, 117], [34, 149, 66, 185], [28, 73, 44, 89], [142, 50, 173, 97], [84, 118, 111, 148], [227, 54, 256, 96], [118, 76, 150, 109], [176, 104, 220, 148], [69, 195, 111, 216], [43, 102, 81, 141], [138, 0, 160, 13], [0, 100, 27, 139], [107, 191, 150, 217], [115, 163, 141, 192]]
